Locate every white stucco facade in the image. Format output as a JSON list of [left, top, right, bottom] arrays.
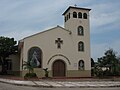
[[19, 6, 91, 77]]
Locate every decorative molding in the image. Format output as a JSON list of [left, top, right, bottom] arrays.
[[47, 54, 71, 65]]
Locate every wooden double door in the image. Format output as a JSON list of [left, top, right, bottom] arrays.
[[53, 60, 66, 77]]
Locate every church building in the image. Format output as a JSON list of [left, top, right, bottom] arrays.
[[14, 6, 91, 78]]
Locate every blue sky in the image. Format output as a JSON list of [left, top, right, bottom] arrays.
[[0, 0, 120, 61]]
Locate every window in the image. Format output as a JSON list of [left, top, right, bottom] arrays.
[[83, 13, 87, 19], [6, 59, 12, 70], [78, 41, 84, 51], [73, 12, 77, 18], [67, 15, 69, 20], [78, 26, 84, 35], [78, 12, 82, 18], [65, 16, 67, 22], [28, 47, 42, 68], [78, 60, 84, 70], [69, 13, 70, 19]]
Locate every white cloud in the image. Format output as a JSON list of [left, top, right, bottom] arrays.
[[1, 29, 38, 41], [0, 0, 79, 40], [90, 2, 120, 34], [0, 0, 120, 61]]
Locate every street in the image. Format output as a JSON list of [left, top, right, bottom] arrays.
[[0, 82, 120, 90]]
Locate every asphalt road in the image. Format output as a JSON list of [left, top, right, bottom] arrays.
[[0, 82, 120, 90]]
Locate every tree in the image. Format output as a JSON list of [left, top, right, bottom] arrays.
[[91, 58, 95, 67], [97, 49, 120, 76], [94, 63, 104, 77], [91, 58, 95, 76], [0, 36, 17, 74]]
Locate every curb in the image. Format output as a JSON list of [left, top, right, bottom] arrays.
[[0, 79, 120, 88]]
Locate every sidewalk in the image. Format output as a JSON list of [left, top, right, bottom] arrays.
[[0, 77, 120, 88]]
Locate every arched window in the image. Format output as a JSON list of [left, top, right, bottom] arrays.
[[28, 47, 42, 68], [78, 41, 84, 51], [83, 13, 87, 19], [65, 16, 67, 22], [69, 13, 70, 19], [67, 15, 69, 20], [73, 12, 77, 18], [78, 12, 82, 18], [78, 60, 84, 70], [78, 26, 84, 35]]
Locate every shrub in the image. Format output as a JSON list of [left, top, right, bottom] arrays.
[[43, 68, 49, 77], [24, 73, 37, 78]]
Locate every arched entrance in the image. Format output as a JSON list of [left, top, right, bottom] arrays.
[[52, 60, 66, 77]]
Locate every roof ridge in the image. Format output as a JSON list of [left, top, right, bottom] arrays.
[[22, 25, 71, 40]]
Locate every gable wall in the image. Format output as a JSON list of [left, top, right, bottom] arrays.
[[22, 27, 90, 72]]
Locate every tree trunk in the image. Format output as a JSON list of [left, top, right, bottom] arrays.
[[0, 57, 7, 75]]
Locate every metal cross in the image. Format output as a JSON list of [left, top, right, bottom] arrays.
[[74, 4, 77, 7], [55, 38, 63, 49]]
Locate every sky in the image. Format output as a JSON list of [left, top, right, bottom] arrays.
[[0, 0, 120, 61]]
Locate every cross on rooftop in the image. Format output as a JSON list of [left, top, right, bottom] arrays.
[[74, 4, 77, 7], [55, 38, 63, 49]]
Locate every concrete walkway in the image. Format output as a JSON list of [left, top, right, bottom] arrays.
[[0, 78, 120, 88]]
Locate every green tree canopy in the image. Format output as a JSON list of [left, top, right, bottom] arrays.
[[97, 48, 120, 76], [0, 36, 17, 58], [0, 36, 17, 74]]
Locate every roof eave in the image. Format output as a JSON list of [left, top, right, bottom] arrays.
[[62, 6, 91, 15]]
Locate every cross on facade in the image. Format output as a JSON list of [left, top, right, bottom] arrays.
[[55, 38, 63, 49]]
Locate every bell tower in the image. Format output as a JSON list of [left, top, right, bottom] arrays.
[[63, 6, 91, 76], [62, 6, 91, 35]]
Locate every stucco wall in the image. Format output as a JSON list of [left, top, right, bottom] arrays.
[[64, 8, 91, 71], [9, 54, 20, 71], [22, 26, 90, 71], [20, 7, 91, 77]]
